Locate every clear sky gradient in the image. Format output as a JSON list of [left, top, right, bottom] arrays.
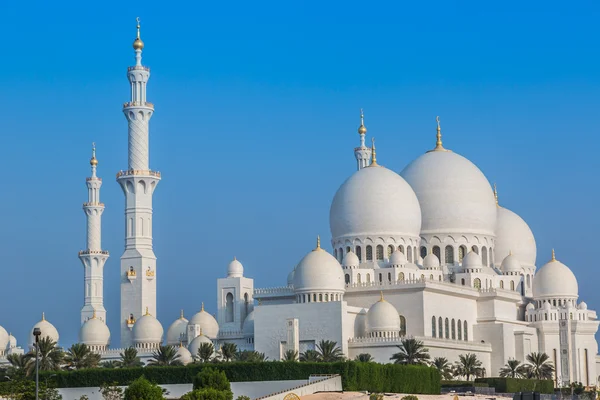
[[0, 0, 598, 347]]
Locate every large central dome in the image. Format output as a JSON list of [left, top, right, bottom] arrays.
[[330, 165, 421, 240], [401, 151, 496, 236]]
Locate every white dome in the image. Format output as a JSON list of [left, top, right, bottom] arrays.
[[287, 269, 295, 286], [342, 251, 360, 268], [526, 303, 535, 311], [79, 315, 110, 347], [330, 165, 422, 240], [532, 253, 578, 300], [175, 344, 193, 365], [401, 150, 496, 236], [579, 302, 588, 310], [242, 311, 255, 337], [188, 334, 213, 357], [462, 251, 482, 269], [501, 253, 522, 274], [389, 250, 407, 266], [423, 253, 440, 270], [495, 206, 536, 268], [166, 312, 189, 346], [0, 325, 8, 352], [188, 305, 219, 339], [543, 301, 552, 310], [293, 242, 345, 294], [132, 311, 164, 344], [366, 296, 400, 334], [227, 258, 244, 278], [29, 313, 59, 348]]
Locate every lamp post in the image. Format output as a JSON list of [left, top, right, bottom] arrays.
[[33, 327, 41, 400]]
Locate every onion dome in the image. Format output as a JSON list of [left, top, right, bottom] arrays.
[[166, 310, 189, 346], [366, 293, 400, 336], [389, 250, 407, 267], [188, 333, 213, 358], [495, 204, 537, 268], [293, 237, 345, 295], [29, 313, 59, 348], [400, 120, 496, 236], [133, 18, 144, 50], [175, 343, 193, 365], [330, 158, 422, 241], [500, 252, 522, 275], [533, 250, 578, 300], [0, 325, 8, 352], [287, 269, 295, 286], [462, 251, 482, 270], [579, 302, 588, 310], [132, 308, 164, 346], [354, 312, 368, 338], [227, 257, 244, 278], [79, 312, 110, 348], [242, 311, 255, 337], [188, 303, 219, 339], [342, 251, 360, 269], [526, 303, 535, 311], [7, 334, 16, 350], [423, 253, 440, 270]]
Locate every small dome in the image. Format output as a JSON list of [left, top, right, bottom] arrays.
[[166, 312, 189, 346], [423, 253, 440, 270], [342, 251, 360, 268], [242, 311, 255, 337], [579, 302, 588, 310], [526, 303, 535, 311], [188, 304, 219, 339], [389, 250, 407, 267], [0, 326, 8, 351], [462, 251, 482, 269], [543, 301, 552, 310], [29, 313, 59, 348], [227, 258, 244, 278], [287, 269, 295, 286], [532, 252, 578, 300], [132, 311, 164, 345], [188, 334, 212, 357], [501, 253, 522, 274], [175, 344, 193, 365], [79, 314, 110, 347], [133, 38, 144, 50], [495, 206, 536, 268], [293, 241, 345, 294], [366, 295, 400, 334]]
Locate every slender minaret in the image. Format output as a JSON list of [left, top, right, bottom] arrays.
[[118, 18, 161, 348], [79, 143, 109, 324], [354, 109, 372, 170]]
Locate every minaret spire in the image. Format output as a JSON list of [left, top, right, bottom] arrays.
[[79, 143, 109, 325], [354, 109, 372, 170], [369, 137, 378, 166]]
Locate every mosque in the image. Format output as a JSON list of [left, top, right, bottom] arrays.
[[0, 21, 598, 389]]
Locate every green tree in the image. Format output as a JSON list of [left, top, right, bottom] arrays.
[[27, 337, 64, 374], [100, 382, 123, 400], [432, 357, 453, 380], [100, 360, 119, 369], [355, 353, 374, 362], [233, 350, 267, 362], [123, 376, 164, 400], [116, 348, 143, 368], [6, 353, 32, 377], [147, 345, 183, 366], [283, 350, 298, 361], [220, 343, 237, 362], [196, 343, 215, 363], [180, 388, 232, 400], [299, 349, 320, 362], [390, 338, 430, 365], [454, 353, 483, 381], [193, 367, 231, 392], [64, 343, 101, 370], [525, 352, 555, 380], [499, 359, 525, 378], [316, 340, 344, 362]]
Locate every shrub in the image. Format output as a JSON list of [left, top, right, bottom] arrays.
[[402, 396, 419, 400], [123, 376, 164, 400], [474, 377, 554, 394], [236, 396, 251, 400], [369, 394, 383, 400], [181, 388, 233, 400], [193, 368, 231, 392], [100, 382, 123, 400]]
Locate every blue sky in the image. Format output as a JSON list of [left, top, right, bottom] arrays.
[[0, 0, 598, 348]]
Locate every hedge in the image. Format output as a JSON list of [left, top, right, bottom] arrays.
[[37, 362, 440, 394], [474, 378, 554, 394], [441, 380, 489, 388]]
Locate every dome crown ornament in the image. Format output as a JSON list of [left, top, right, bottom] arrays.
[[90, 142, 98, 166], [314, 235, 322, 251], [369, 138, 379, 166], [427, 116, 450, 153], [551, 248, 556, 262], [358, 109, 367, 135], [133, 17, 144, 50]]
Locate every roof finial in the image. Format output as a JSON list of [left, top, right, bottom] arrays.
[[201, 302, 204, 312], [509, 249, 513, 256], [234, 256, 237, 261], [180, 309, 184, 319], [133, 17, 144, 51], [92, 310, 97, 319], [315, 235, 321, 251], [551, 249, 556, 262], [369, 137, 378, 166], [90, 142, 98, 167], [494, 183, 499, 206], [380, 291, 384, 302], [358, 109, 367, 135], [428, 116, 448, 152], [145, 306, 150, 316], [179, 341, 184, 348], [200, 327, 204, 336], [42, 312, 45, 321]]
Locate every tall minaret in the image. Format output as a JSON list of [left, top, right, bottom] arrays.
[[79, 143, 109, 325], [354, 109, 372, 170], [118, 18, 161, 348]]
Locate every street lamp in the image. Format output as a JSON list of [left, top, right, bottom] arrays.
[[33, 327, 41, 400]]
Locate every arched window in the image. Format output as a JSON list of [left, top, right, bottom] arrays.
[[356, 246, 362, 261], [388, 272, 392, 282], [345, 274, 350, 284], [471, 245, 479, 254], [482, 247, 488, 266], [366, 246, 373, 261], [459, 245, 467, 261], [420, 274, 425, 281], [387, 245, 395, 258], [500, 280, 504, 289], [439, 275, 442, 281], [430, 274, 434, 280], [376, 245, 384, 260], [400, 315, 407, 336], [451, 319, 456, 339], [398, 245, 405, 253], [338, 248, 343, 261], [420, 246, 427, 259], [398, 272, 405, 281], [464, 321, 468, 341], [461, 278, 465, 286], [526, 275, 531, 288], [438, 317, 443, 338], [357, 274, 362, 283], [407, 248, 413, 263], [378, 273, 382, 283], [474, 278, 481, 289], [445, 246, 455, 264], [457, 319, 462, 340], [226, 292, 234, 323], [433, 246, 441, 262], [334, 248, 338, 260], [510, 281, 515, 291], [432, 316, 436, 337], [445, 318, 449, 338], [243, 293, 249, 322], [366, 274, 371, 283], [413, 247, 418, 262], [345, 246, 350, 254], [319, 294, 323, 302]]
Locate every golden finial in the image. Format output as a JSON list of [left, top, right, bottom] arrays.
[[42, 312, 45, 321], [92, 310, 97, 319], [314, 235, 321, 251], [179, 341, 184, 348], [379, 291, 385, 302], [494, 183, 499, 206], [145, 306, 150, 316], [369, 137, 378, 166], [551, 249, 556, 262], [428, 116, 448, 152], [133, 17, 144, 50], [358, 109, 367, 135], [509, 250, 513, 256], [180, 309, 184, 319], [90, 142, 98, 166], [201, 302, 205, 312], [200, 328, 204, 336]]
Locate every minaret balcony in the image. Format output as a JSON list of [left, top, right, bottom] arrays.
[[126, 268, 137, 282], [146, 268, 155, 280], [126, 315, 136, 329], [83, 202, 105, 207], [116, 169, 161, 179], [79, 250, 110, 256], [127, 66, 150, 72], [123, 101, 154, 109], [86, 177, 102, 182]]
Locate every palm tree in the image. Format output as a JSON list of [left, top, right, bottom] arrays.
[[432, 357, 453, 380], [27, 337, 63, 374], [283, 350, 298, 361], [454, 353, 483, 381], [316, 340, 344, 362], [100, 360, 119, 368], [299, 350, 320, 362], [116, 347, 143, 368], [64, 343, 101, 370], [220, 343, 237, 362], [525, 352, 554, 380], [390, 338, 431, 365], [355, 353, 374, 363], [196, 342, 214, 363], [6, 353, 32, 377], [500, 359, 525, 378], [234, 350, 267, 362], [148, 345, 183, 366]]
